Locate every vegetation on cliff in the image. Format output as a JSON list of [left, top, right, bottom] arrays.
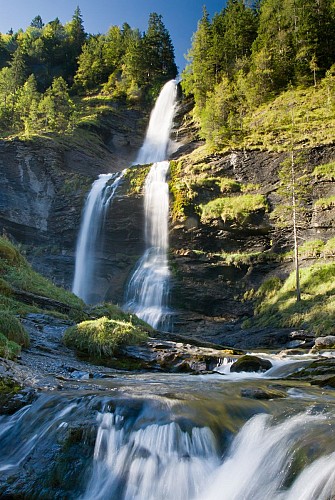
[[0, 236, 153, 360], [0, 9, 177, 138], [250, 261, 335, 336], [182, 0, 335, 151]]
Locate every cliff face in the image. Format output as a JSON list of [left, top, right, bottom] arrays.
[[1, 99, 334, 340], [0, 106, 147, 292], [168, 143, 335, 337]]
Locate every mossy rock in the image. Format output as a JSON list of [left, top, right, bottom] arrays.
[[230, 355, 272, 373], [63, 316, 148, 359], [241, 387, 287, 399], [0, 311, 30, 347]]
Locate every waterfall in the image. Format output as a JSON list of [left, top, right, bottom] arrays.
[[72, 171, 124, 303], [124, 80, 177, 329], [81, 411, 219, 500]]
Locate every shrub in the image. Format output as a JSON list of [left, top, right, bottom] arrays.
[[63, 316, 148, 358], [0, 312, 30, 347], [201, 194, 268, 223], [314, 196, 335, 209], [0, 333, 21, 360], [313, 161, 335, 181]]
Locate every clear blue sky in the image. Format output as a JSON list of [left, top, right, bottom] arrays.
[[0, 0, 226, 73]]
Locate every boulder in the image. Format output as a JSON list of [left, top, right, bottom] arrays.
[[230, 355, 272, 373], [241, 387, 286, 399], [314, 336, 335, 350]]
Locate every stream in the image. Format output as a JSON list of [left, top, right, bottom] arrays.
[[1, 340, 335, 499]]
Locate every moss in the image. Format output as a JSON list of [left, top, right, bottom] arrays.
[[313, 161, 335, 181], [123, 164, 151, 195], [63, 316, 149, 358], [0, 311, 29, 347], [314, 195, 335, 209], [169, 160, 197, 221], [298, 239, 325, 258], [201, 194, 268, 224], [87, 302, 153, 331]]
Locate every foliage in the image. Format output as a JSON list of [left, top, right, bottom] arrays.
[[0, 10, 177, 138], [313, 161, 335, 181], [0, 236, 85, 318], [0, 333, 21, 360], [201, 193, 268, 224], [252, 262, 335, 335], [63, 316, 149, 358], [181, 0, 335, 151], [0, 311, 29, 347], [314, 195, 335, 209], [169, 160, 197, 221]]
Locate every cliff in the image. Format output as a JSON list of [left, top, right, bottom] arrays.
[[0, 95, 335, 347]]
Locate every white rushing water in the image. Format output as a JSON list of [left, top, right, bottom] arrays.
[[124, 80, 177, 328], [81, 411, 219, 500], [72, 171, 124, 303], [80, 407, 335, 500]]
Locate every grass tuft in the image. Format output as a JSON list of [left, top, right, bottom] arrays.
[[63, 316, 149, 358]]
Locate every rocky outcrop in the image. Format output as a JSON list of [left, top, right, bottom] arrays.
[[0, 106, 147, 296]]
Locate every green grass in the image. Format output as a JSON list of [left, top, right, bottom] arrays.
[[0, 311, 29, 347], [201, 194, 268, 224], [252, 262, 335, 335], [314, 196, 335, 209], [313, 161, 335, 181], [0, 236, 85, 319], [0, 333, 21, 360], [243, 79, 335, 151], [63, 316, 149, 358]]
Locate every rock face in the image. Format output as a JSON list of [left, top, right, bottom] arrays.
[[0, 97, 335, 344], [0, 106, 147, 296], [168, 143, 335, 338]]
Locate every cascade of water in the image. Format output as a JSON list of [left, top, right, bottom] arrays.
[[72, 171, 124, 303], [135, 80, 177, 164], [81, 411, 218, 500], [124, 80, 177, 329]]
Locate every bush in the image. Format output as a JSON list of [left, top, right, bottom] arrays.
[[313, 161, 335, 181], [0, 333, 21, 360], [0, 311, 30, 347], [0, 237, 24, 265], [201, 194, 268, 223], [63, 316, 148, 358]]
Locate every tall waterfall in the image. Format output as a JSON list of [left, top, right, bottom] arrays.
[[72, 172, 124, 303], [124, 79, 177, 329]]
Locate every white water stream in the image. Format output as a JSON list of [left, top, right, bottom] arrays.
[[72, 172, 124, 303], [124, 80, 177, 328]]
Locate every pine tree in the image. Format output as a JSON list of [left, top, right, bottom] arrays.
[[16, 74, 40, 134], [143, 13, 177, 88]]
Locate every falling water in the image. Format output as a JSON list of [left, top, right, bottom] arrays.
[[124, 80, 177, 329], [72, 171, 124, 303]]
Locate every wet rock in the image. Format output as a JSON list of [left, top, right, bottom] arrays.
[[287, 358, 335, 382], [230, 355, 272, 373], [314, 336, 335, 350], [241, 387, 287, 400]]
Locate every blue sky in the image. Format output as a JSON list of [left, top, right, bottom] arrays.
[[0, 0, 225, 73]]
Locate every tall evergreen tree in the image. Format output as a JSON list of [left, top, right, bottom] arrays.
[[144, 13, 177, 87]]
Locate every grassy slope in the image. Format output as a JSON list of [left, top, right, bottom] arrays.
[[0, 237, 152, 360], [171, 79, 335, 335]]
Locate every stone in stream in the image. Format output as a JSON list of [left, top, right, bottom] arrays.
[[230, 355, 272, 373], [241, 387, 287, 400], [313, 335, 335, 350]]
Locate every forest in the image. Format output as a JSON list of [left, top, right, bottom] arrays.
[[182, 0, 335, 149], [0, 7, 177, 136]]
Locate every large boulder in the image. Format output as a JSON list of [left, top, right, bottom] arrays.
[[230, 355, 272, 373]]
